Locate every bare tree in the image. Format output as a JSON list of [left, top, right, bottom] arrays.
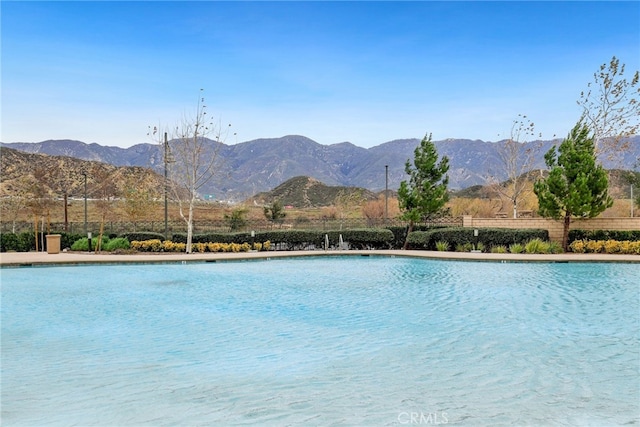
[[577, 56, 639, 164], [121, 173, 158, 229], [0, 176, 31, 233], [25, 166, 55, 251], [158, 90, 231, 253], [91, 164, 119, 252], [48, 158, 80, 232], [361, 194, 399, 226], [489, 115, 543, 218]]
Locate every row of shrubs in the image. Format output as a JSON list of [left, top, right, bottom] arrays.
[[1, 232, 87, 253], [434, 238, 563, 254], [70, 236, 130, 252], [2, 228, 638, 254], [0, 229, 394, 252], [131, 240, 271, 253], [407, 227, 549, 251], [569, 239, 640, 254], [568, 229, 640, 242]]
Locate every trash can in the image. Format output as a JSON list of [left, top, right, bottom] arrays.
[[46, 234, 61, 254]]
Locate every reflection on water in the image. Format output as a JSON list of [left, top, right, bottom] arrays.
[[2, 258, 639, 426]]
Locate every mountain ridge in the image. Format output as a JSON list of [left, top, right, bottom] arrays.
[[2, 135, 638, 200]]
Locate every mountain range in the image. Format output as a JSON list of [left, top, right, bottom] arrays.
[[2, 135, 638, 201]]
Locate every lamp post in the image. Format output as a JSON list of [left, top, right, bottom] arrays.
[[164, 132, 169, 240], [82, 172, 88, 235], [385, 165, 389, 223]]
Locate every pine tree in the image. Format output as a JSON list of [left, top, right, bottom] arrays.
[[534, 120, 613, 251], [398, 133, 449, 249]]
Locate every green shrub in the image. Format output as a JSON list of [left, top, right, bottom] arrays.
[[71, 236, 109, 251], [455, 242, 473, 252], [569, 229, 640, 243], [104, 237, 130, 251], [59, 233, 84, 250], [2, 232, 39, 252], [70, 238, 86, 251], [406, 231, 431, 249], [406, 227, 548, 250], [227, 229, 394, 250], [509, 243, 524, 254], [385, 226, 409, 249], [435, 241, 450, 251], [17, 232, 35, 252], [548, 241, 564, 254], [475, 242, 485, 252], [121, 232, 165, 242], [336, 229, 394, 249], [524, 238, 550, 254], [491, 245, 508, 253], [0, 233, 20, 252]]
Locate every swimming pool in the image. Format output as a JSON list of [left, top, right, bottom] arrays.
[[1, 256, 638, 426]]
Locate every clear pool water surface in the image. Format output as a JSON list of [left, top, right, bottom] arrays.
[[1, 257, 639, 426]]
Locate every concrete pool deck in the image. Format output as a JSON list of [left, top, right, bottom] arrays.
[[1, 249, 639, 267]]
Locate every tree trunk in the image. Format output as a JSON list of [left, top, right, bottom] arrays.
[[186, 202, 194, 254], [562, 213, 571, 252], [403, 220, 415, 250], [97, 215, 105, 253], [34, 215, 38, 252]]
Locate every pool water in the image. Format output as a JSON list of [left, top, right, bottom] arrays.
[[1, 257, 639, 426]]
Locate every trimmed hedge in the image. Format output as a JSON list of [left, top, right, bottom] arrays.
[[0, 231, 84, 252], [172, 229, 393, 250], [407, 227, 549, 250], [569, 229, 640, 243], [120, 232, 166, 242], [386, 226, 408, 249], [327, 229, 394, 250], [385, 225, 449, 249]]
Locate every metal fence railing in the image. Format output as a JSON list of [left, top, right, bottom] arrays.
[[1, 216, 464, 236]]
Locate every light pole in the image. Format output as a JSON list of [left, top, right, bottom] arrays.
[[164, 132, 169, 240], [82, 172, 87, 234], [385, 165, 389, 223]]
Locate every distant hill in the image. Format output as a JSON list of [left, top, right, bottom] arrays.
[[451, 169, 640, 200], [249, 176, 378, 208], [0, 146, 163, 200], [2, 135, 638, 199]]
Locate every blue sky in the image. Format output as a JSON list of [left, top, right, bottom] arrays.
[[2, 1, 639, 148]]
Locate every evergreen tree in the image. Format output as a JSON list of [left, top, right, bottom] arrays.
[[398, 133, 449, 249], [534, 120, 613, 251]]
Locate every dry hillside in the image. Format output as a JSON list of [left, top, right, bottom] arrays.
[[0, 147, 163, 199]]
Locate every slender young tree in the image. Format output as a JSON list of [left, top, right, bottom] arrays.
[[91, 164, 119, 252], [577, 56, 639, 164], [160, 90, 231, 253], [398, 133, 449, 249], [534, 120, 613, 251], [121, 174, 158, 228], [489, 114, 544, 218]]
